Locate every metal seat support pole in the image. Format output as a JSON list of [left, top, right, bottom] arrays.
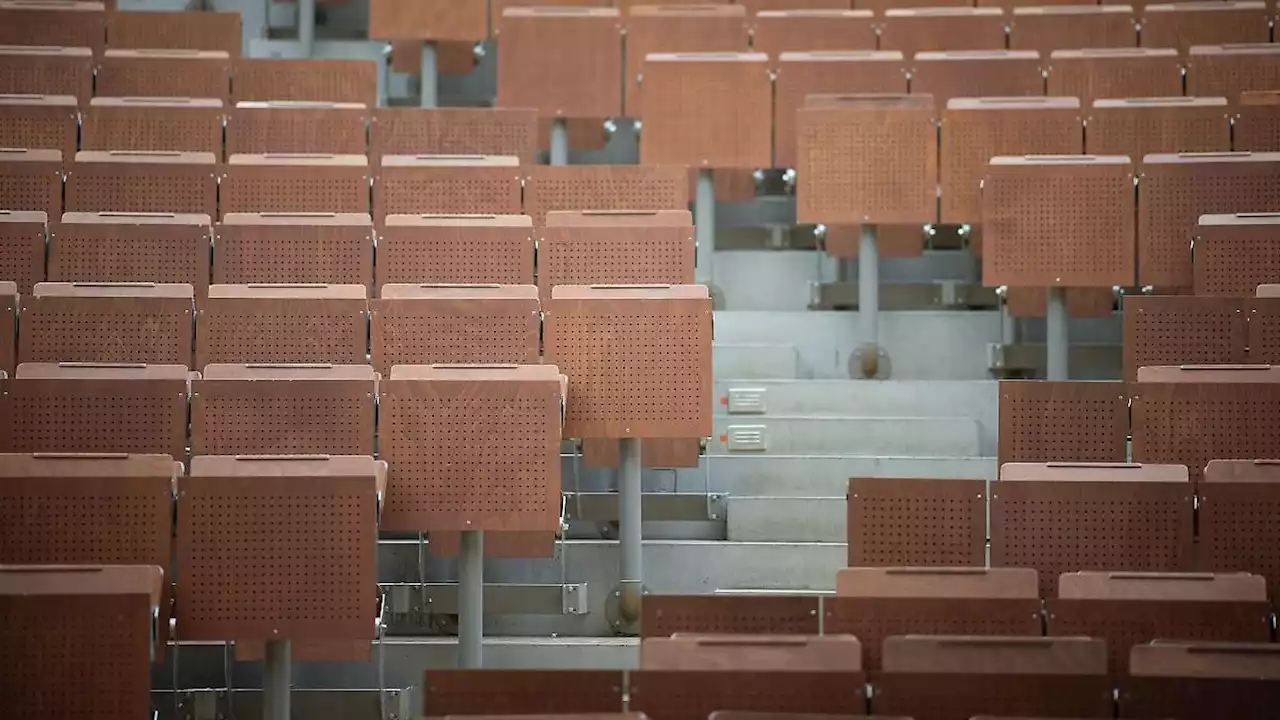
[[618, 437, 643, 623], [298, 0, 315, 57], [694, 169, 715, 286], [855, 224, 881, 377], [1045, 286, 1068, 380], [458, 530, 484, 667], [263, 639, 291, 720], [550, 119, 569, 166], [420, 42, 438, 108]]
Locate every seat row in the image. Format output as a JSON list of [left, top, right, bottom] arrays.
[[998, 368, 1280, 487], [0, 5, 241, 56], [643, 567, 1275, 673], [843, 463, 1280, 600], [0, 210, 693, 297], [1125, 291, 1280, 379], [0, 47, 376, 105], [0, 151, 698, 221], [419, 637, 1280, 719]]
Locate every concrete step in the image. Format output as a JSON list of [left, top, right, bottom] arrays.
[[727, 496, 846, 543], [714, 342, 799, 379], [676, 454, 998, 496], [712, 416, 981, 457]]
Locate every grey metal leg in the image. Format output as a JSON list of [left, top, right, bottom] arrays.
[[420, 41, 438, 109], [457, 530, 483, 668], [858, 224, 879, 349], [549, 118, 569, 166], [263, 639, 291, 720], [618, 438, 643, 623], [1046, 286, 1069, 380], [297, 0, 315, 57], [694, 169, 715, 286]]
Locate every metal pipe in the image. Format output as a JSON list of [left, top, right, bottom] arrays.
[[618, 438, 643, 622], [377, 43, 391, 109], [457, 530, 483, 668], [549, 118, 569, 166], [1046, 286, 1069, 380], [262, 638, 291, 720], [297, 0, 315, 57], [858, 224, 879, 346], [694, 169, 715, 286], [420, 41, 438, 109]]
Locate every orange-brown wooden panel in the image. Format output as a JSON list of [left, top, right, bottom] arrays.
[[752, 10, 876, 67], [640, 52, 772, 169], [370, 284, 540, 375], [941, 97, 1082, 225], [214, 212, 374, 288], [544, 285, 713, 439], [497, 7, 623, 119], [581, 437, 701, 468], [0, 94, 77, 159], [774, 51, 908, 169], [1235, 91, 1280, 152], [0, 453, 176, 657], [1123, 642, 1280, 720], [911, 51, 1046, 114], [845, 479, 989, 568], [539, 209, 694, 300], [107, 9, 242, 56], [377, 214, 534, 291], [421, 670, 626, 716], [740, 0, 848, 11], [0, 565, 160, 720], [0, 46, 93, 104], [1006, 287, 1115, 318], [624, 5, 749, 117], [95, 49, 230, 101], [0, 1, 105, 54], [993, 463, 1195, 598], [378, 364, 562, 533], [197, 284, 368, 367], [232, 58, 377, 106], [222, 154, 371, 218], [48, 213, 211, 298], [375, 155, 522, 221], [191, 364, 377, 456], [1086, 97, 1231, 158], [875, 637, 1112, 720], [983, 155, 1135, 288], [1123, 295, 1249, 381], [1140, 2, 1270, 54], [1198, 460, 1280, 600], [228, 102, 368, 156], [1, 363, 192, 458], [524, 165, 688, 226], [1010, 5, 1137, 55], [176, 455, 379, 645], [19, 281, 193, 366], [1138, 152, 1280, 288], [0, 211, 44, 295], [997, 380, 1131, 468], [82, 98, 224, 156], [1194, 213, 1280, 296], [368, 0, 487, 41], [66, 150, 217, 217], [0, 281, 12, 376], [391, 40, 476, 76], [1185, 44, 1280, 100], [796, 95, 937, 226], [372, 107, 538, 163], [879, 8, 1008, 55], [823, 224, 924, 259], [492, 0, 607, 37], [1131, 368, 1280, 485], [1047, 48, 1183, 106], [0, 148, 62, 218]]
